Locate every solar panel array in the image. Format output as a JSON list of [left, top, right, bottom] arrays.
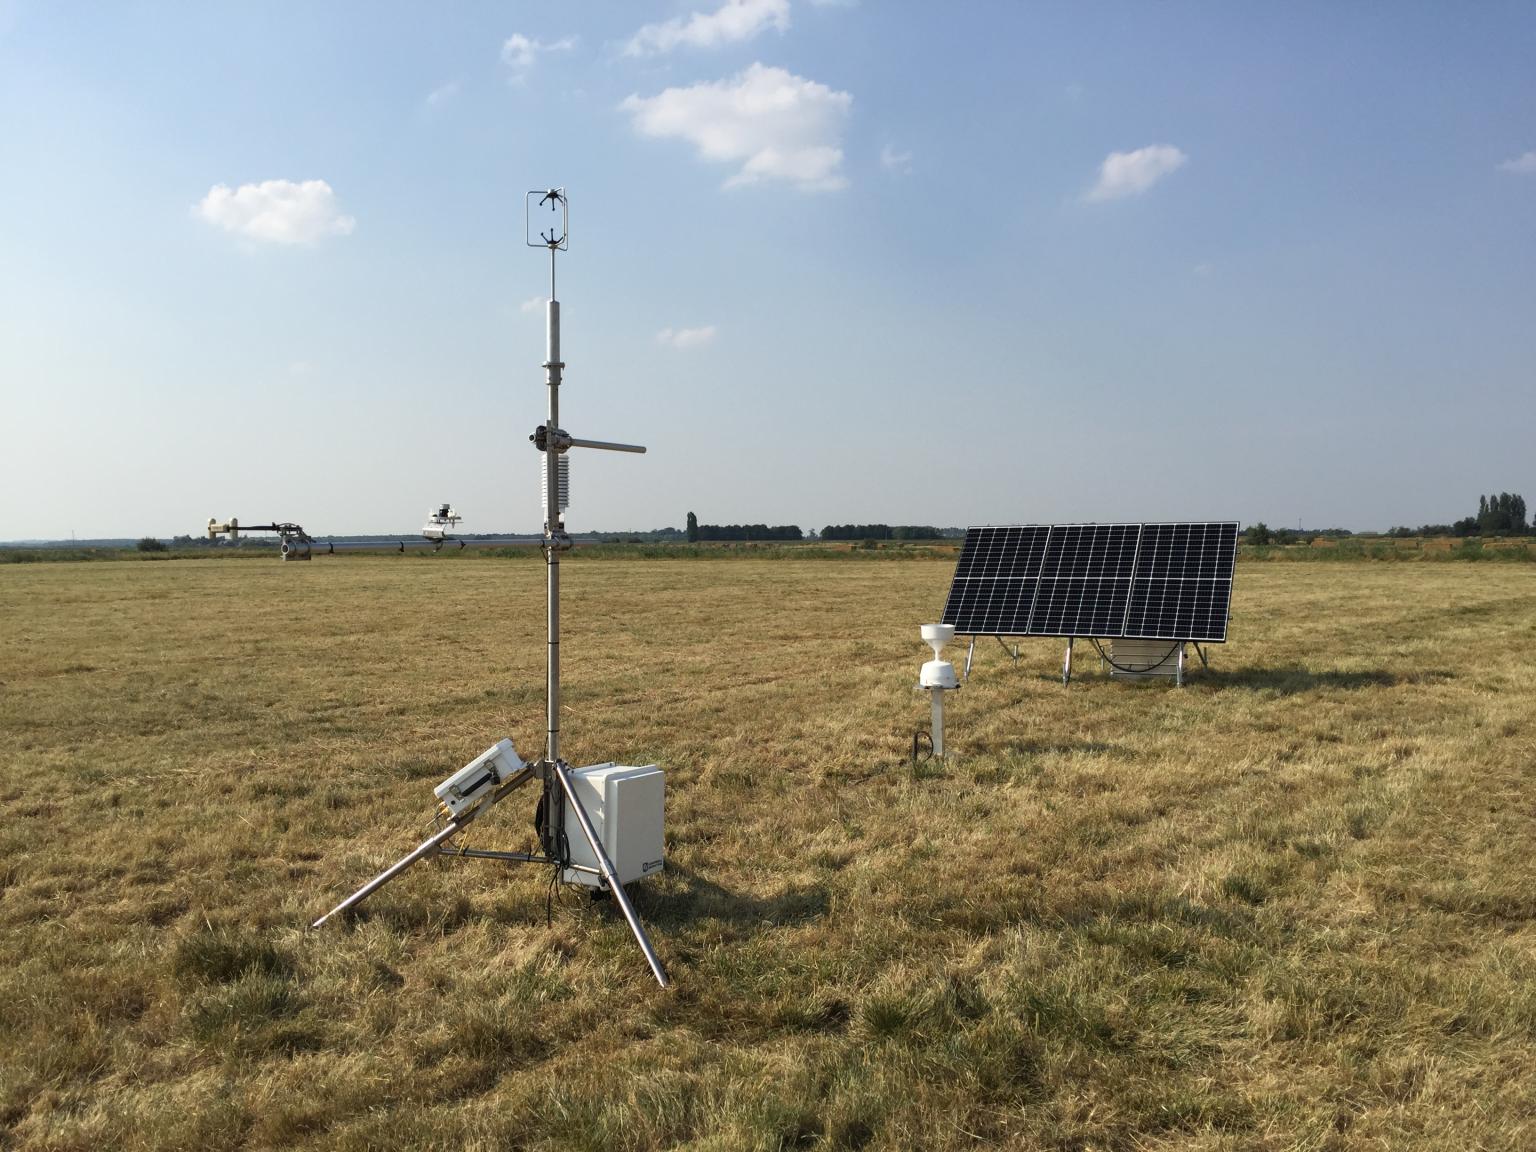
[[940, 521, 1239, 642]]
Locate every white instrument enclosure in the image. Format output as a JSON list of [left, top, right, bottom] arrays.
[[434, 739, 525, 818], [561, 763, 665, 887]]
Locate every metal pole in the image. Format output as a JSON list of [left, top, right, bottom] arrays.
[[564, 437, 646, 454], [550, 760, 670, 988], [311, 819, 466, 929], [311, 766, 533, 928], [930, 689, 944, 760], [1063, 637, 1074, 686], [545, 291, 562, 764]]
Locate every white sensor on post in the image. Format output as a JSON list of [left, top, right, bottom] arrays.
[[918, 624, 958, 761], [920, 623, 958, 689]]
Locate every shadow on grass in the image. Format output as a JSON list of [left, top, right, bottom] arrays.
[[1208, 665, 1454, 695], [641, 861, 828, 930]]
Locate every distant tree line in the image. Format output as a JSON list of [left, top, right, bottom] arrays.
[[1386, 492, 1529, 539], [696, 524, 803, 541], [593, 527, 685, 543], [1244, 524, 1353, 545], [684, 513, 802, 541], [820, 524, 946, 541], [1478, 492, 1528, 534]]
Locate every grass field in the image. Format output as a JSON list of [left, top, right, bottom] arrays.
[[2, 555, 1535, 1150]]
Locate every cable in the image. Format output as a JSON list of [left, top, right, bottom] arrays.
[[912, 729, 934, 764], [1086, 637, 1181, 675]]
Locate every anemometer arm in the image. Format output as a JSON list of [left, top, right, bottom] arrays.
[[565, 436, 645, 454], [530, 425, 646, 455]]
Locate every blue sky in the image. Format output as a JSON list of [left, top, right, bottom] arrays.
[[1, 1, 1533, 539]]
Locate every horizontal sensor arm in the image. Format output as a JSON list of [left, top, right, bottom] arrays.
[[566, 436, 646, 454]]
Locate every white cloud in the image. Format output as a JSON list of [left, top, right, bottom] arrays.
[[624, 0, 789, 56], [196, 180, 356, 245], [656, 325, 717, 349], [425, 81, 461, 108], [1086, 144, 1187, 202], [621, 64, 852, 192], [1500, 151, 1536, 174], [501, 33, 576, 73], [880, 143, 912, 175], [520, 296, 546, 313]]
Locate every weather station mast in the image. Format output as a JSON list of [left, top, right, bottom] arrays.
[[527, 190, 665, 985], [311, 190, 668, 989], [528, 188, 645, 764]]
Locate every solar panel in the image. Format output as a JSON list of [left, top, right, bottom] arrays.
[[1031, 523, 1140, 638], [939, 525, 1049, 636], [1123, 522, 1238, 642], [939, 521, 1238, 641]]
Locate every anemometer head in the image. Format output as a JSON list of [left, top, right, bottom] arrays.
[[526, 188, 568, 250]]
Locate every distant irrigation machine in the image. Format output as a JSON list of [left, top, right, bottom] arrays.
[[938, 521, 1240, 686], [421, 503, 466, 550], [312, 189, 669, 987], [207, 517, 315, 561]]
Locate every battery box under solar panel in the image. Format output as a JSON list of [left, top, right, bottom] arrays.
[[1109, 638, 1186, 679]]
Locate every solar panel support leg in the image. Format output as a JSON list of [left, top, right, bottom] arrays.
[[1063, 637, 1074, 686], [1176, 643, 1185, 687], [963, 636, 976, 682], [995, 635, 1018, 665], [1193, 642, 1209, 670]]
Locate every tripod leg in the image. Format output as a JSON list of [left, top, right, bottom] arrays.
[[550, 760, 669, 988], [311, 819, 465, 928]]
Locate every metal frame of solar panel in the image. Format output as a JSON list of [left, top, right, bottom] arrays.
[[941, 522, 1238, 672]]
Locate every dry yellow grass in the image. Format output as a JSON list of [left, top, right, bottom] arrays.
[[2, 554, 1535, 1150]]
